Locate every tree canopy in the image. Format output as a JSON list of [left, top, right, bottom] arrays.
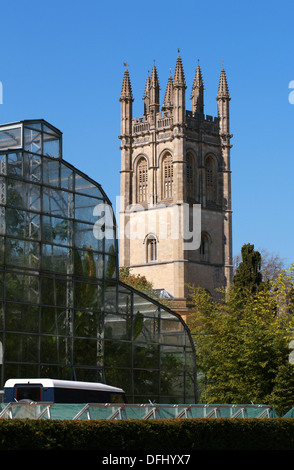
[[187, 244, 294, 415]]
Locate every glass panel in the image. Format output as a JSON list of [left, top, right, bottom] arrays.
[[73, 338, 103, 366], [134, 316, 159, 343], [43, 133, 60, 158], [75, 174, 103, 198], [117, 291, 132, 315], [160, 370, 184, 398], [105, 231, 116, 254], [5, 363, 39, 382], [42, 124, 58, 135], [5, 303, 39, 332], [104, 314, 131, 340], [24, 128, 41, 154], [6, 238, 40, 269], [105, 255, 116, 279], [7, 153, 22, 177], [73, 367, 104, 384], [75, 193, 98, 223], [104, 340, 132, 367], [0, 125, 22, 150], [41, 277, 69, 307], [74, 221, 103, 252], [104, 368, 132, 397], [40, 335, 69, 364], [23, 153, 41, 183], [6, 273, 39, 303], [7, 179, 40, 211], [133, 369, 159, 396], [103, 284, 117, 312], [74, 310, 103, 338], [40, 306, 70, 335], [133, 343, 159, 369], [25, 122, 42, 131], [92, 201, 116, 248], [133, 294, 159, 317], [160, 317, 184, 345], [74, 280, 101, 310], [160, 345, 185, 370], [42, 215, 73, 246], [42, 187, 73, 218], [43, 158, 60, 187], [60, 165, 73, 190], [5, 333, 39, 363], [74, 249, 103, 279], [185, 349, 196, 370], [42, 244, 72, 274], [7, 208, 40, 240]]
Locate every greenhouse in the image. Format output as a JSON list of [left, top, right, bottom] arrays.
[[0, 119, 196, 404]]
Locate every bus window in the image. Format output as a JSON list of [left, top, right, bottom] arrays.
[[16, 386, 42, 402]]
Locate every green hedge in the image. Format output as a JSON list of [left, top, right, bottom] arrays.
[[1, 418, 294, 451]]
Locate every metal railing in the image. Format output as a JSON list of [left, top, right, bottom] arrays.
[[0, 402, 276, 420]]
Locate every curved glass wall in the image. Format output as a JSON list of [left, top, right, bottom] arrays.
[[0, 120, 196, 404]]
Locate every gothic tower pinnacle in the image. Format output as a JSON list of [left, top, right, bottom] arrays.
[[191, 64, 204, 115], [119, 67, 133, 137], [143, 75, 151, 115], [162, 75, 173, 115], [149, 65, 160, 126], [217, 67, 230, 135], [173, 55, 186, 124]]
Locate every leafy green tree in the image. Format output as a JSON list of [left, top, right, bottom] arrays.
[[270, 363, 294, 415], [187, 247, 294, 413]]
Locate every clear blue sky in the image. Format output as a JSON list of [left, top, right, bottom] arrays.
[[0, 0, 293, 267]]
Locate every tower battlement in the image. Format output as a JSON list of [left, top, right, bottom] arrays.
[[131, 113, 220, 136]]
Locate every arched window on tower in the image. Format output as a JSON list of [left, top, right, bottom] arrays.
[[199, 232, 210, 263], [146, 234, 157, 262], [205, 156, 217, 205], [137, 157, 148, 203], [162, 153, 173, 199], [186, 153, 194, 200]]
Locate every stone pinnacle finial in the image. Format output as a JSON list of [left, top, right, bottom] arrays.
[[174, 55, 186, 87], [150, 65, 159, 88], [120, 68, 133, 101], [217, 68, 230, 99], [162, 75, 173, 112], [191, 65, 204, 93]]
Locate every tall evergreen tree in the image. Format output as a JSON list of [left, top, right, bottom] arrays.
[[233, 243, 264, 296]]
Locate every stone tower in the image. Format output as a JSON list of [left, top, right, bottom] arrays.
[[119, 55, 233, 314]]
